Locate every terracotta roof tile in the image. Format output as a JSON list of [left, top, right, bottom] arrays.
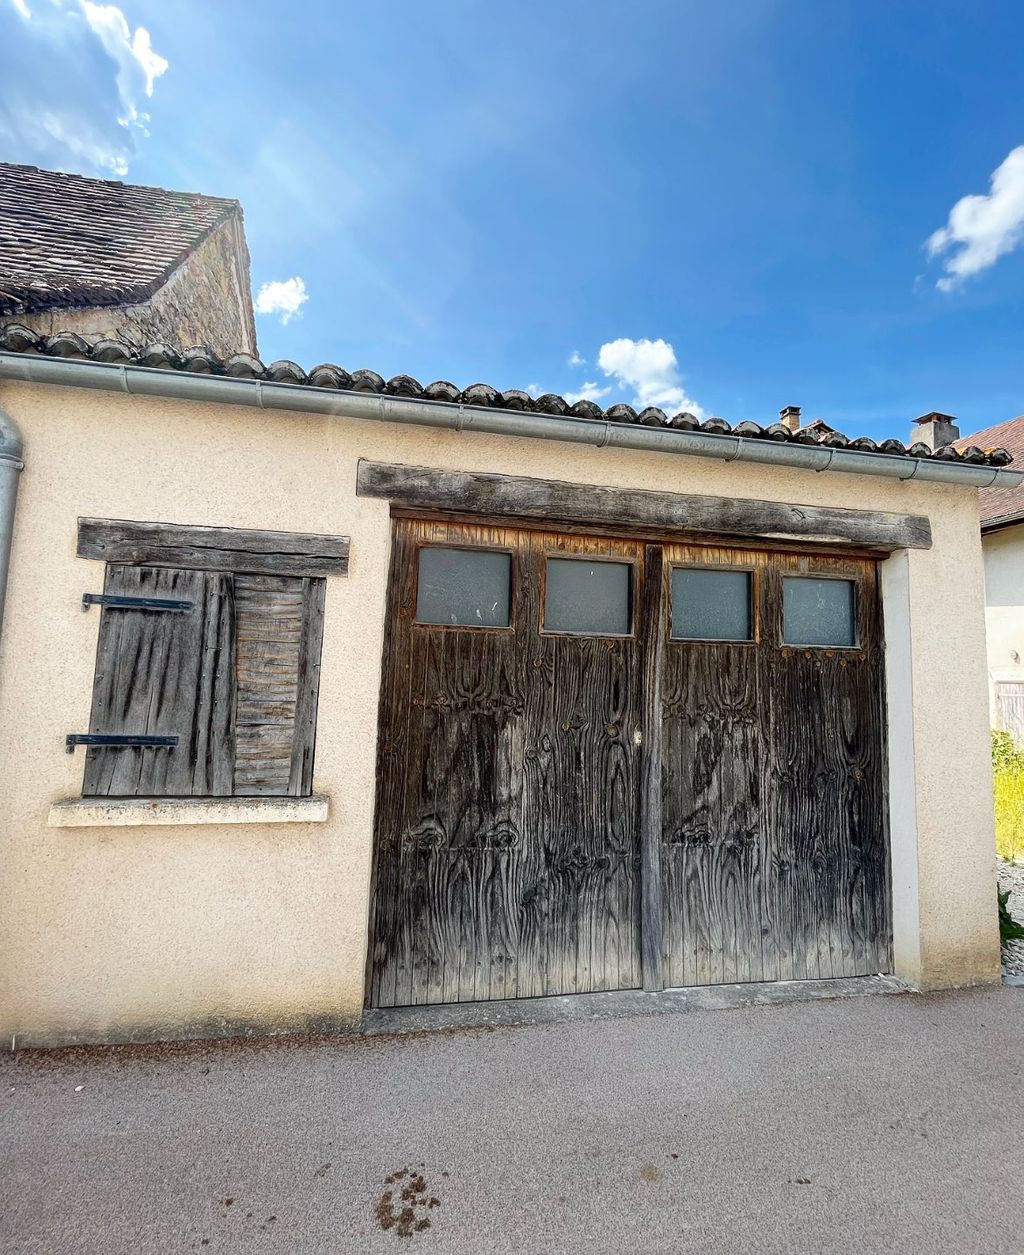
[[0, 322, 1014, 470], [955, 417, 1024, 524], [0, 163, 239, 315]]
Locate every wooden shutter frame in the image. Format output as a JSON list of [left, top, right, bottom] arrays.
[[78, 518, 349, 577]]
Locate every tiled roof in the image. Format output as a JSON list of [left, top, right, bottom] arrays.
[[955, 417, 1024, 523], [0, 322, 1014, 468], [0, 163, 240, 315]]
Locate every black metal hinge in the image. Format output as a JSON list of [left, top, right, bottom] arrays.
[[65, 734, 179, 754], [82, 593, 193, 612]]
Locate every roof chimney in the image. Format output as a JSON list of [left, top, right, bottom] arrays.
[[912, 412, 960, 450], [779, 405, 802, 433]]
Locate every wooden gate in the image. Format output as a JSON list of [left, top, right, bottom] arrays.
[[367, 517, 890, 1007], [996, 682, 1024, 744]]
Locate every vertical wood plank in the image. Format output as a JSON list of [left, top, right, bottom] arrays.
[[289, 577, 326, 795], [232, 574, 306, 796], [640, 544, 665, 992], [516, 527, 549, 999], [366, 520, 416, 1009]]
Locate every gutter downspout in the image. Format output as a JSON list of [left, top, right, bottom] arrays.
[[0, 405, 24, 650], [1, 352, 1021, 491]]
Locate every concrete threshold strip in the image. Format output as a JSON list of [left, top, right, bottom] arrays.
[[6, 977, 907, 1052], [15, 977, 1023, 1051], [359, 975, 908, 1039]]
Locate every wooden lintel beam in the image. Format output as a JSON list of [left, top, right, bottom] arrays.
[[78, 518, 350, 578], [356, 460, 932, 552]]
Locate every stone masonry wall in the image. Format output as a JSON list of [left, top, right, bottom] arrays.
[[2, 217, 258, 358]]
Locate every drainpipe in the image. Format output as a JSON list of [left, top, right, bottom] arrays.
[[0, 352, 1021, 491], [0, 405, 24, 649]]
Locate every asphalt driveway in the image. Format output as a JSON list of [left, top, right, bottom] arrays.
[[3, 985, 1023, 1253]]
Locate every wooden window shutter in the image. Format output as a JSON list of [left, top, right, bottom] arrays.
[[83, 567, 326, 799], [83, 565, 236, 797]]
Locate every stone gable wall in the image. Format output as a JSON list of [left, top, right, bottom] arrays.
[[1, 216, 258, 358]]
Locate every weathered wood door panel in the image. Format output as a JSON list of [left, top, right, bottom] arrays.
[[659, 546, 767, 988], [369, 520, 643, 1007], [370, 521, 528, 1008], [518, 532, 643, 999], [659, 544, 890, 985]]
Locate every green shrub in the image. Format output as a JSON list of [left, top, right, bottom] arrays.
[[993, 731, 1024, 862], [993, 729, 1024, 773], [999, 886, 1024, 944]]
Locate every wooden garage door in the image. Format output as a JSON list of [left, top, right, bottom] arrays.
[[368, 520, 891, 1008], [368, 518, 645, 1007], [659, 544, 890, 985]]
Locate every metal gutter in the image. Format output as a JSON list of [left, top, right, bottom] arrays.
[[0, 403, 25, 652], [1, 351, 1021, 490], [981, 510, 1024, 535]]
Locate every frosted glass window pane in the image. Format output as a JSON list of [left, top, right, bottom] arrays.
[[415, 548, 511, 627], [671, 569, 751, 641], [544, 558, 631, 635], [783, 577, 856, 646]]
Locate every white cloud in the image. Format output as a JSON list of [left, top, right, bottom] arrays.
[[0, 0, 168, 176], [594, 337, 704, 416], [927, 146, 1024, 291], [567, 350, 585, 368], [255, 276, 309, 324], [562, 380, 611, 405], [80, 2, 167, 117]]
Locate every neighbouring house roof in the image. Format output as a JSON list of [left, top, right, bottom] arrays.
[[955, 416, 1024, 527], [0, 163, 242, 316], [0, 321, 1014, 469]]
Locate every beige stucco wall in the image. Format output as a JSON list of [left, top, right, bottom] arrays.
[[0, 380, 1004, 1045], [980, 524, 1024, 724], [1, 217, 258, 358]]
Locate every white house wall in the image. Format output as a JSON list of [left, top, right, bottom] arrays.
[[981, 523, 1024, 723]]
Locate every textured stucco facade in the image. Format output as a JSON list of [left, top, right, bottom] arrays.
[[980, 524, 1024, 726], [0, 219, 257, 358], [0, 379, 1003, 1047]]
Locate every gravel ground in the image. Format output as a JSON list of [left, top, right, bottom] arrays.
[[999, 858, 1024, 976]]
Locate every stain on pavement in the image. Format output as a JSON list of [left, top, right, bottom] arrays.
[[376, 1165, 442, 1238]]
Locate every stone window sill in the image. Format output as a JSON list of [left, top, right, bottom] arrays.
[[48, 795, 330, 829]]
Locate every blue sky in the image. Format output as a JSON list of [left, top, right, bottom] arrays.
[[3, 0, 1024, 440]]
